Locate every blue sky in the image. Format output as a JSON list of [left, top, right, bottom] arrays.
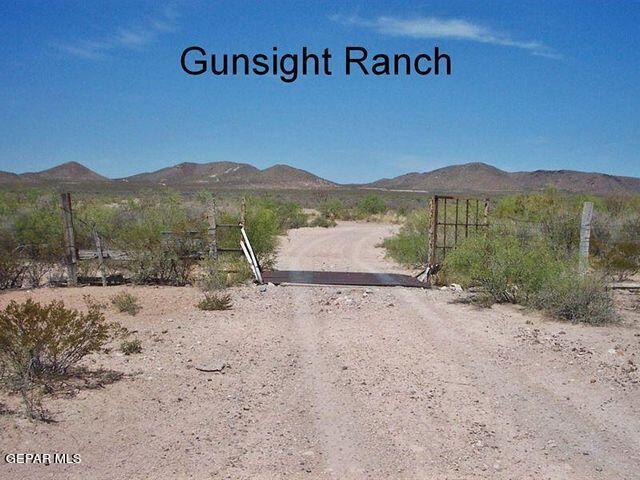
[[1, 0, 639, 183]]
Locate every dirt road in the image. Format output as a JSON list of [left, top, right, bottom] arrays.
[[1, 222, 639, 479]]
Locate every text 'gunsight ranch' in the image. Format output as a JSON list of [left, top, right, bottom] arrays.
[[180, 46, 452, 83]]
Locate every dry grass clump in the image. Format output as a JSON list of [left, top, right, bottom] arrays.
[[120, 339, 142, 355], [111, 291, 142, 316], [197, 293, 232, 311]]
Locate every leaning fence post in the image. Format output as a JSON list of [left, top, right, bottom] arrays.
[[207, 199, 218, 260], [92, 226, 107, 287], [579, 202, 594, 275], [60, 192, 78, 286]]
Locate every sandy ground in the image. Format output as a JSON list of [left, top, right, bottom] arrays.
[[1, 221, 639, 479]]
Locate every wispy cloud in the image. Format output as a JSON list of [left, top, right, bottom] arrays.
[[330, 14, 561, 60], [54, 4, 180, 60]]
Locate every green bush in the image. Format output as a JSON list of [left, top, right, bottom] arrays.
[[245, 202, 279, 267], [383, 209, 429, 267], [356, 194, 386, 217], [197, 292, 232, 311], [593, 214, 640, 280], [0, 298, 119, 377], [531, 273, 617, 324], [444, 233, 563, 304], [111, 291, 142, 316], [0, 298, 122, 419], [319, 199, 346, 220], [261, 199, 308, 229]]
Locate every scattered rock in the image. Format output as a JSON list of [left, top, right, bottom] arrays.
[[195, 361, 228, 373]]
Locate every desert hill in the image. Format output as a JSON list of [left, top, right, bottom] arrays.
[[367, 162, 640, 196], [124, 162, 336, 189], [1, 160, 638, 195], [19, 161, 109, 183]]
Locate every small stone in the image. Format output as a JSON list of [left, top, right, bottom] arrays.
[[195, 361, 227, 373]]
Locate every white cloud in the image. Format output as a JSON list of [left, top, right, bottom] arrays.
[[54, 4, 179, 59], [331, 14, 561, 60]]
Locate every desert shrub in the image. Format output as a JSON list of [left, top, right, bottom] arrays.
[[319, 199, 346, 220], [0, 298, 122, 418], [444, 232, 564, 304], [309, 215, 337, 228], [120, 339, 142, 355], [356, 194, 387, 217], [196, 257, 250, 290], [197, 258, 229, 291], [383, 209, 429, 267], [12, 198, 63, 254], [197, 292, 232, 311], [111, 291, 142, 315], [493, 189, 584, 256], [245, 202, 279, 267], [262, 199, 308, 229], [598, 241, 640, 281], [127, 236, 200, 285], [593, 213, 640, 280], [0, 254, 25, 290], [0, 298, 119, 377], [531, 273, 617, 324]]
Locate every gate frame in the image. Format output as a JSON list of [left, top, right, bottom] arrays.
[[427, 195, 490, 270]]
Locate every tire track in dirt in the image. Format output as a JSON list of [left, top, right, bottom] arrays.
[[345, 225, 640, 479], [284, 227, 417, 478], [286, 229, 369, 478]]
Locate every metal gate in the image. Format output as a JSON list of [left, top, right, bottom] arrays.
[[427, 195, 490, 269]]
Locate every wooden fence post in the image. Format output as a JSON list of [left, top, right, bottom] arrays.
[[579, 202, 594, 275], [207, 199, 218, 260], [92, 226, 107, 286], [483, 199, 490, 227], [240, 197, 246, 226], [60, 192, 78, 286]]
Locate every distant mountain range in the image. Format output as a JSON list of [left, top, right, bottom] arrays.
[[365, 162, 640, 196], [1, 160, 639, 196]]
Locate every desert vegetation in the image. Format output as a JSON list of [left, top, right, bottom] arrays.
[[0, 189, 315, 289], [197, 292, 233, 311], [385, 189, 640, 324], [0, 189, 400, 290], [0, 297, 124, 419], [110, 291, 142, 316]]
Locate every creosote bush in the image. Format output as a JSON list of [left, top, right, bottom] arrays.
[[444, 232, 563, 304], [444, 233, 617, 324], [197, 293, 233, 311], [382, 209, 429, 267], [0, 297, 123, 419], [531, 273, 618, 324], [356, 194, 387, 217], [111, 291, 142, 316]]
